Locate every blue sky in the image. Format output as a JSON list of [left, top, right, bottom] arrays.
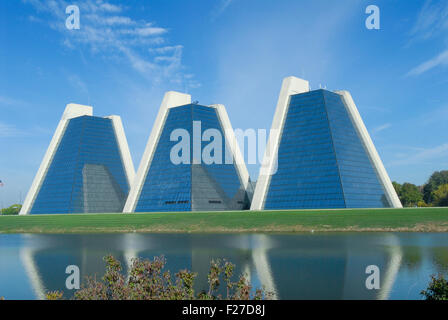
[[1, 0, 448, 207]]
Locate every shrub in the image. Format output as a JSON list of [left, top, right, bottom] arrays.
[[417, 200, 431, 207], [421, 274, 448, 300], [46, 291, 64, 300], [46, 255, 272, 300], [0, 204, 21, 215]]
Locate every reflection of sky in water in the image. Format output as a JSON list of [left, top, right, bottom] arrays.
[[0, 233, 447, 300]]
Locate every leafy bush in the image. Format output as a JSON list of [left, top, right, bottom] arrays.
[[421, 274, 448, 300], [417, 200, 431, 207], [46, 291, 64, 300], [46, 255, 272, 300], [0, 204, 21, 215]]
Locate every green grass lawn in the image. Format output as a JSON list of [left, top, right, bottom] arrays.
[[1, 207, 448, 233]]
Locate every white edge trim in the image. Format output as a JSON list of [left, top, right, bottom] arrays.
[[211, 104, 250, 191], [106, 115, 136, 189], [123, 91, 191, 213], [19, 103, 93, 215], [20, 246, 47, 300], [377, 234, 403, 299], [251, 234, 278, 299], [250, 76, 310, 210], [335, 90, 403, 208]]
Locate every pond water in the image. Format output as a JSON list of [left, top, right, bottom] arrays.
[[0, 232, 447, 300]]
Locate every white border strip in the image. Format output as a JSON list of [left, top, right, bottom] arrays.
[[335, 90, 402, 208], [106, 115, 136, 189], [250, 76, 310, 210], [20, 247, 47, 300], [211, 104, 250, 191], [123, 91, 191, 213], [19, 103, 93, 215]]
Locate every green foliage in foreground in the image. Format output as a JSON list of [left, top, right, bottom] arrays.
[[421, 274, 448, 300], [46, 255, 271, 300], [0, 204, 21, 215]]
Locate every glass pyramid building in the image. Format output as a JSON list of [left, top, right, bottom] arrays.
[[251, 77, 402, 210], [124, 91, 251, 212], [19, 104, 135, 215]]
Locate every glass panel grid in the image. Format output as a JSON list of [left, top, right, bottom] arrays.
[[135, 104, 247, 212], [264, 89, 390, 209], [31, 116, 129, 214]]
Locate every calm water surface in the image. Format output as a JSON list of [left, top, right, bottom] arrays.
[[0, 232, 447, 300]]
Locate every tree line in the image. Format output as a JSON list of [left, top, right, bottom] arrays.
[[393, 170, 448, 207]]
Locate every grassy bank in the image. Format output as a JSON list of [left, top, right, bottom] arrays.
[[1, 207, 448, 234]]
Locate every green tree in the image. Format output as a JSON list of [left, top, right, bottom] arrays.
[[0, 204, 22, 215], [432, 184, 448, 207], [423, 170, 448, 204], [392, 182, 423, 207], [400, 183, 423, 207], [392, 181, 402, 197]]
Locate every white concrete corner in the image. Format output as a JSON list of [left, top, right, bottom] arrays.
[[107, 115, 136, 188], [251, 76, 310, 210], [63, 103, 92, 120], [19, 103, 93, 215], [123, 91, 191, 213], [212, 104, 250, 191], [335, 90, 403, 208]]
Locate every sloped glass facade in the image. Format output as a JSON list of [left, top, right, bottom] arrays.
[[264, 89, 389, 209], [134, 104, 248, 212], [30, 116, 129, 214], [324, 91, 389, 208], [135, 105, 192, 212]]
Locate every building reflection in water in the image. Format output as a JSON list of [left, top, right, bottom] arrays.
[[18, 232, 448, 300]]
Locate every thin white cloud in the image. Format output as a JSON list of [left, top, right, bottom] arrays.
[[372, 123, 392, 134], [0, 122, 25, 138], [406, 1, 448, 76], [67, 74, 89, 96], [211, 0, 234, 21], [133, 27, 167, 37], [0, 95, 28, 107], [84, 14, 134, 26], [24, 0, 198, 90], [418, 104, 448, 126], [407, 49, 448, 76], [98, 2, 122, 13], [149, 45, 183, 54], [410, 0, 448, 41], [388, 143, 448, 167], [153, 45, 183, 65]]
